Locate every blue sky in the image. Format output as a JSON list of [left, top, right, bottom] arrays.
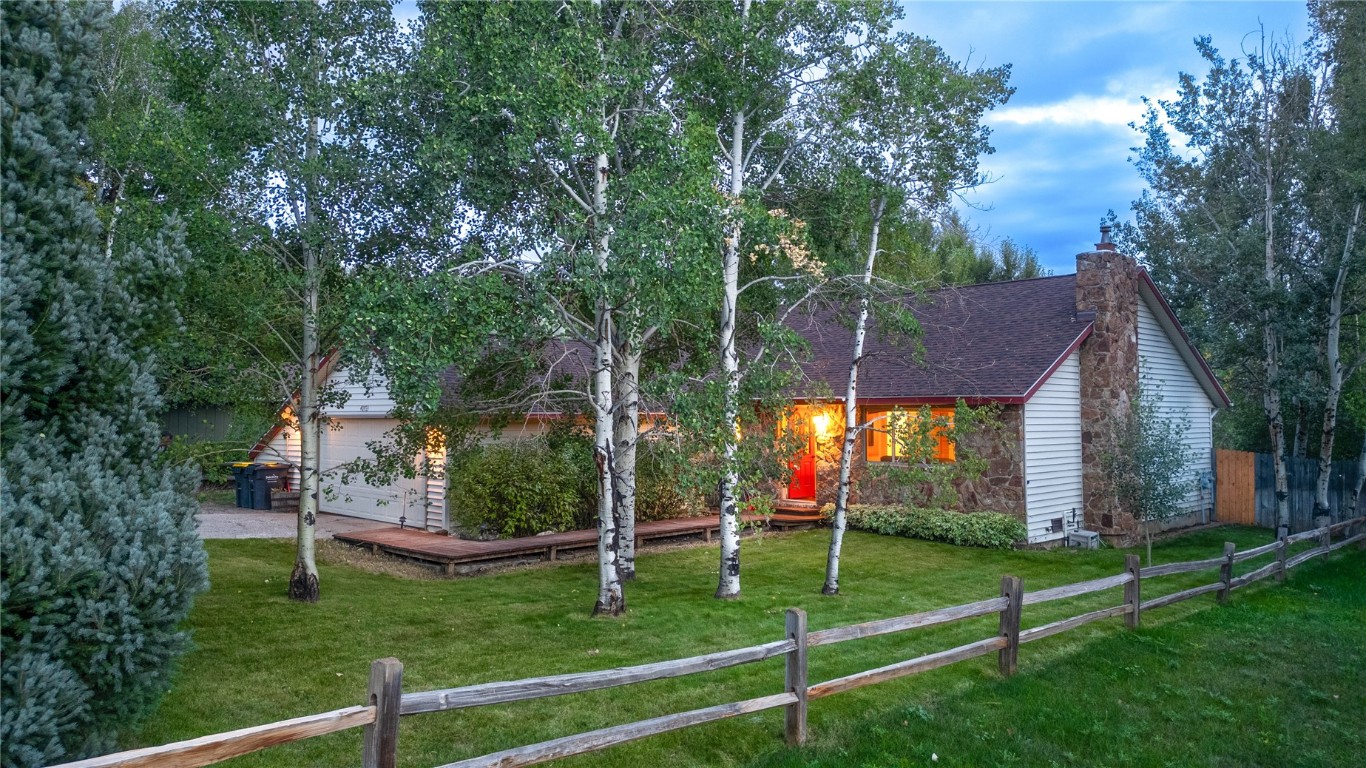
[[898, 1, 1309, 273]]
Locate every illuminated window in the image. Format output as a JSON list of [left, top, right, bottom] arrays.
[[865, 406, 955, 463]]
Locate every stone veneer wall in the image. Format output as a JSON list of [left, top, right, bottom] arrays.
[[1075, 248, 1141, 543], [837, 405, 1026, 521]]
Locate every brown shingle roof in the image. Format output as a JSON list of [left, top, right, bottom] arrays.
[[787, 274, 1092, 403]]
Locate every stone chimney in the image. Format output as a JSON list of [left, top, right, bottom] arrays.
[[1075, 224, 1141, 541]]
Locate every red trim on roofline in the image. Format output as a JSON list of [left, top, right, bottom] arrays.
[[1020, 323, 1094, 402], [1137, 270, 1232, 408]]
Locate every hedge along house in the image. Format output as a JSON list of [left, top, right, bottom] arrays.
[[782, 229, 1229, 545]]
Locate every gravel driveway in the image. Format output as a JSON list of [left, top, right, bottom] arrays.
[[197, 501, 396, 540]]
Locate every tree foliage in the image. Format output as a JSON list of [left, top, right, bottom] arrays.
[[1121, 11, 1365, 526], [815, 27, 1011, 595], [1, 3, 207, 763], [1103, 388, 1196, 564], [163, 0, 405, 601]]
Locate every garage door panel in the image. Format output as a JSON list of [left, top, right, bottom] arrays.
[[319, 419, 418, 525]]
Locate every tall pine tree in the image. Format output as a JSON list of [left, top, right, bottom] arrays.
[[1, 3, 208, 765]]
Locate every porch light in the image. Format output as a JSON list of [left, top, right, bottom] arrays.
[[812, 412, 831, 437]]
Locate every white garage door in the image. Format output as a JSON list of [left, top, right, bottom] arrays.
[[319, 418, 420, 525]]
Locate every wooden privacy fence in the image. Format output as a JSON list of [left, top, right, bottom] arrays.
[[1215, 449, 1256, 525], [51, 515, 1366, 768], [1216, 449, 1364, 531]]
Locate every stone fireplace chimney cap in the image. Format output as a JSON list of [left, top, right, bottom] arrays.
[[1096, 223, 1116, 252]]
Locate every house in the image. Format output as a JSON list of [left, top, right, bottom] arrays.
[[781, 230, 1228, 544], [249, 356, 577, 532], [251, 229, 1228, 544]]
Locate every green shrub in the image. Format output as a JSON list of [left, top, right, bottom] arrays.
[[635, 439, 707, 522], [448, 425, 711, 537], [448, 437, 596, 538], [162, 439, 251, 486], [841, 504, 1026, 549]]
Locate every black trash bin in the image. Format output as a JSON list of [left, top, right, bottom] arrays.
[[250, 462, 294, 511], [229, 462, 255, 508]]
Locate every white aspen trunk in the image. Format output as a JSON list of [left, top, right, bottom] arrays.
[[591, 142, 625, 616], [289, 113, 322, 603], [1315, 202, 1359, 517], [823, 196, 885, 596], [716, 103, 746, 600], [103, 174, 122, 261], [1292, 398, 1308, 459], [612, 346, 641, 580], [1264, 332, 1290, 532], [1261, 115, 1291, 533]]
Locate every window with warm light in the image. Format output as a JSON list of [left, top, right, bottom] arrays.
[[865, 406, 956, 463]]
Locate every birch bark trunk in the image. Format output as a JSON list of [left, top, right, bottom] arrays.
[[1262, 129, 1291, 533], [591, 142, 625, 616], [716, 103, 746, 600], [1315, 202, 1360, 517], [288, 112, 322, 603], [823, 196, 885, 596], [613, 346, 641, 580]]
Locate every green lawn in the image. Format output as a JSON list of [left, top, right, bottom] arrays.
[[196, 485, 237, 507], [130, 527, 1364, 768]]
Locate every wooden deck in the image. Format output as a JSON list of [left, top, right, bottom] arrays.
[[335, 513, 824, 574]]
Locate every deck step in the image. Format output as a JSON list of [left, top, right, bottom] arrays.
[[334, 513, 814, 573]]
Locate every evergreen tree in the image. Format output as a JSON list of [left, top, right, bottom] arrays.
[[1, 3, 208, 765]]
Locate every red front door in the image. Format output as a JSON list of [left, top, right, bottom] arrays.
[[787, 453, 816, 500]]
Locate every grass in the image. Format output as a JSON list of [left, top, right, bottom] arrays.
[[197, 485, 237, 507], [129, 527, 1364, 768]]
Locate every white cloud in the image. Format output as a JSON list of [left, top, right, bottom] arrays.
[[990, 94, 1147, 128]]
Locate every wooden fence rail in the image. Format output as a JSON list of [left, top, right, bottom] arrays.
[[49, 515, 1366, 768]]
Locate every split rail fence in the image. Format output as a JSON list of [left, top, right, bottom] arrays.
[[52, 515, 1366, 768]]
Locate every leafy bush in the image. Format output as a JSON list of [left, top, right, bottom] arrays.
[[839, 504, 1026, 549], [448, 423, 712, 537], [1104, 384, 1195, 562], [448, 437, 596, 538], [162, 439, 251, 486], [635, 439, 707, 521]]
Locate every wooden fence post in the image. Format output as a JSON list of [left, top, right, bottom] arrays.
[[998, 575, 1022, 678], [363, 658, 403, 768], [1319, 521, 1332, 556], [1123, 555, 1141, 629], [1275, 533, 1288, 582], [784, 608, 808, 746], [1217, 542, 1236, 605]]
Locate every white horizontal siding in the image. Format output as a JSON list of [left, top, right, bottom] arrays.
[[1024, 351, 1084, 543], [1138, 299, 1216, 517], [255, 424, 303, 491], [423, 447, 447, 532], [325, 365, 397, 418]]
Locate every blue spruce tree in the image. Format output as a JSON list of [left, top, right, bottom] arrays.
[[1, 3, 209, 765]]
